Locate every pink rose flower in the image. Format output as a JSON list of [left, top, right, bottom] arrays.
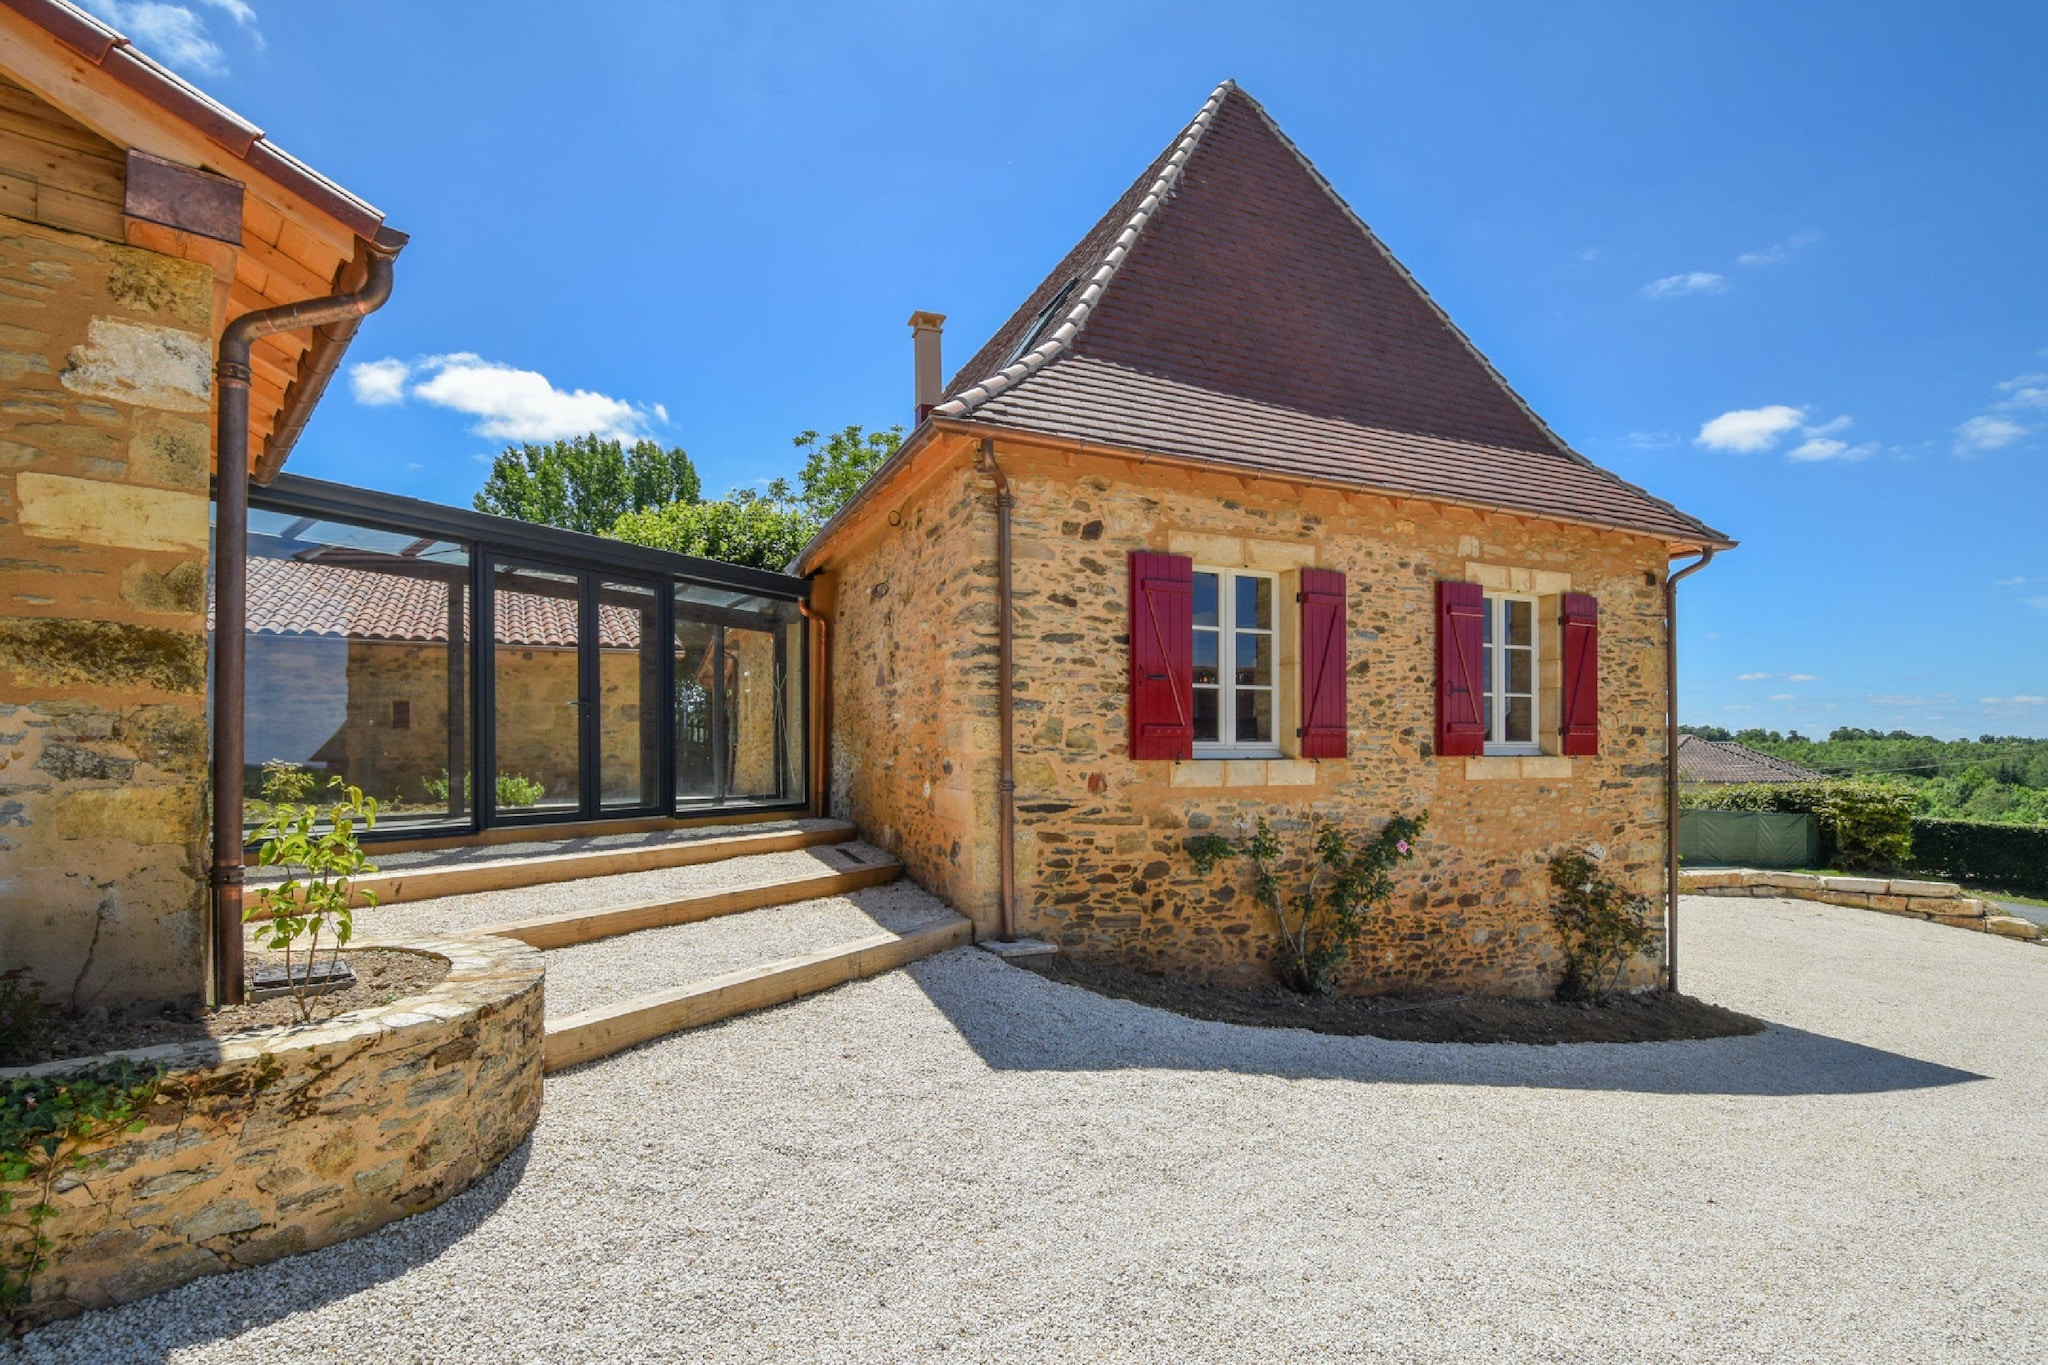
[[1396, 839, 1410, 855]]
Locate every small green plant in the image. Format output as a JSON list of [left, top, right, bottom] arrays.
[[246, 777, 379, 1023], [0, 973, 47, 1069], [423, 769, 547, 809], [1192, 811, 1427, 995], [1547, 846, 1656, 1001], [0, 1062, 164, 1325]]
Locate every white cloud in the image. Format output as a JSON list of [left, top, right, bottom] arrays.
[[352, 352, 661, 443], [1736, 672, 1774, 681], [2026, 597, 2048, 611], [1787, 673, 1817, 682], [75, 0, 260, 74], [1953, 414, 2028, 455], [1697, 405, 1806, 453], [1575, 247, 1603, 262], [1787, 437, 1877, 462], [1769, 693, 1797, 701], [1994, 372, 2048, 410], [1623, 431, 1677, 449], [1981, 695, 2048, 706], [1737, 231, 1822, 267], [1642, 271, 1727, 300], [348, 357, 410, 406]]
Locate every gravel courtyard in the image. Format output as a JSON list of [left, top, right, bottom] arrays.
[[14, 896, 2045, 1364]]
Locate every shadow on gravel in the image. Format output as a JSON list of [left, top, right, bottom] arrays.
[[15, 1142, 533, 1364], [906, 952, 1986, 1098]]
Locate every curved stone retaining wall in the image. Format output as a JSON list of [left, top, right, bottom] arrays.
[[1, 932, 544, 1325], [1682, 869, 2042, 940]]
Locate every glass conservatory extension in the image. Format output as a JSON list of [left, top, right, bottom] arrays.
[[238, 475, 809, 840]]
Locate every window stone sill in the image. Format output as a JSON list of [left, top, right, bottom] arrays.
[[1169, 758, 1320, 788], [1464, 755, 1574, 781]]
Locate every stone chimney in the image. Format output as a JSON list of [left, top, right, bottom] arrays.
[[908, 311, 945, 422]]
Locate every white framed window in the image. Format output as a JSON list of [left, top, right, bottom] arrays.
[[1482, 594, 1539, 754], [1192, 567, 1279, 756]]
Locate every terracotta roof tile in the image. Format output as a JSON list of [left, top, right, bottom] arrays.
[[1676, 735, 1825, 785], [935, 82, 1728, 548], [237, 556, 646, 650]]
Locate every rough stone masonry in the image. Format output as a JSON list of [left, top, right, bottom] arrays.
[[0, 217, 218, 1007]]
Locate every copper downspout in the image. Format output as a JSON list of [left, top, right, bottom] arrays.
[[979, 439, 1017, 941], [210, 229, 404, 1006], [1663, 546, 1718, 995], [799, 598, 830, 818]]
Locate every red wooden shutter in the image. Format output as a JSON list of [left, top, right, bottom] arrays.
[[1298, 568, 1347, 758], [1128, 552, 1194, 760], [1559, 592, 1599, 756], [1436, 580, 1486, 757]]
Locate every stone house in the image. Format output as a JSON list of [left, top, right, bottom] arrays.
[[0, 0, 404, 1007], [796, 83, 1733, 996]]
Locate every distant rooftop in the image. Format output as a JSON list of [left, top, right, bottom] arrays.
[[1677, 734, 1826, 785]]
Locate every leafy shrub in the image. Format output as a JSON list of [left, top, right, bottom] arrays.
[[246, 778, 378, 1022], [422, 769, 547, 809], [1680, 780, 1914, 870], [1190, 811, 1426, 995], [1908, 819, 2048, 898], [1547, 847, 1656, 1001]]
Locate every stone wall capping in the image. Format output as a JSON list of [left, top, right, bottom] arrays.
[[1679, 869, 2040, 942]]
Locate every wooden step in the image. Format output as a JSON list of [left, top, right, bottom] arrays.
[[542, 912, 973, 1072], [474, 856, 902, 950], [260, 821, 859, 911]]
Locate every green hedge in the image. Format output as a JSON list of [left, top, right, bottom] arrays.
[[1908, 819, 2048, 897], [1679, 781, 1914, 871]]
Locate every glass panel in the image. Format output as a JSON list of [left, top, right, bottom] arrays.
[[1192, 572, 1219, 628], [1505, 695, 1533, 744], [1193, 687, 1220, 743], [491, 564, 581, 816], [1235, 632, 1272, 688], [1506, 647, 1533, 696], [244, 511, 470, 833], [675, 586, 804, 807], [673, 616, 717, 801], [1192, 630, 1219, 686], [598, 581, 662, 810], [1506, 598, 1532, 647], [1236, 688, 1274, 745], [1237, 575, 1272, 631]]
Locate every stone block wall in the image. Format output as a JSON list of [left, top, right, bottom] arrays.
[[0, 214, 220, 1007], [1, 931, 544, 1324], [820, 433, 1675, 997]]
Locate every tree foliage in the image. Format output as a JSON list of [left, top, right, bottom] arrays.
[[790, 424, 901, 522], [609, 491, 817, 573], [474, 435, 702, 536]]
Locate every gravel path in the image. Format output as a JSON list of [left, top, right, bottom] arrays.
[[22, 895, 2047, 1364], [270, 842, 889, 941], [541, 881, 960, 1017]]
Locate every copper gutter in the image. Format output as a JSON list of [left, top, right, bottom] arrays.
[[1663, 547, 1718, 994], [210, 228, 404, 1006], [979, 439, 1017, 941], [799, 598, 830, 817]]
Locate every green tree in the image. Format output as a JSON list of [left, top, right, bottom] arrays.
[[474, 435, 701, 535], [609, 490, 815, 572], [791, 424, 901, 522]]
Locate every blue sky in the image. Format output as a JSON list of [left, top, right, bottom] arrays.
[[88, 0, 2046, 738]]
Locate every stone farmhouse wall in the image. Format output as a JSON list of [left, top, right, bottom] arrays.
[[822, 432, 1673, 997], [0, 215, 219, 1007], [1, 932, 544, 1324]]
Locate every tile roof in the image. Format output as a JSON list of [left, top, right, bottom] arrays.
[[1676, 734, 1825, 785], [239, 555, 646, 650], [933, 82, 1728, 549]]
